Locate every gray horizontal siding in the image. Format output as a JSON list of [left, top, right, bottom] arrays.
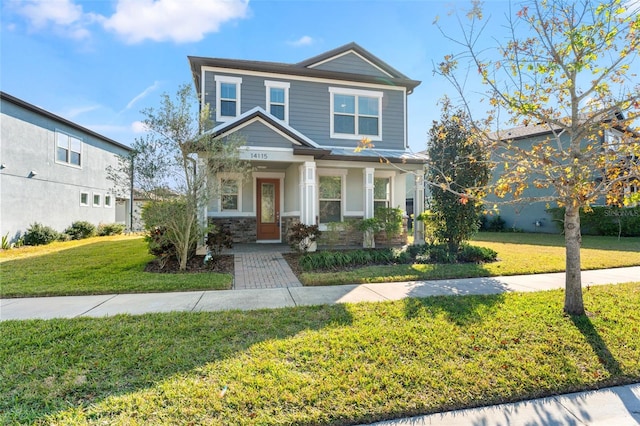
[[203, 71, 406, 151], [231, 121, 293, 148], [311, 52, 389, 78]]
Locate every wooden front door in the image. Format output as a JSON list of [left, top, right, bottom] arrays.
[[256, 178, 280, 240]]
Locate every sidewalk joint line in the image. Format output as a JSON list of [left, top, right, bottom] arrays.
[[75, 294, 119, 318], [191, 291, 206, 312]]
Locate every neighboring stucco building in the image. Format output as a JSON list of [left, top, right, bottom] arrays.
[[0, 92, 132, 242], [189, 42, 426, 245]]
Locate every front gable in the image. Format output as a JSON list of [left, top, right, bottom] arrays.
[[303, 50, 392, 78]]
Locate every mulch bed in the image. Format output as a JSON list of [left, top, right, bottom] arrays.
[[145, 254, 234, 274]]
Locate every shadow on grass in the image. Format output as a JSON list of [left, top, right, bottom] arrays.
[[403, 276, 509, 326], [0, 304, 353, 424], [570, 314, 622, 376]]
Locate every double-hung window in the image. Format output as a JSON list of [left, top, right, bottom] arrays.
[[318, 175, 342, 223], [265, 81, 290, 123], [215, 75, 242, 122], [374, 177, 391, 211], [219, 173, 242, 212], [56, 130, 82, 167], [329, 87, 383, 140]]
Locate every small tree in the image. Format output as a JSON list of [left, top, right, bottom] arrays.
[[437, 0, 639, 315], [426, 99, 490, 253], [112, 84, 250, 270]]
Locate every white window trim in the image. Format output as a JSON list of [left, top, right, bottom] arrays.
[[92, 193, 102, 208], [215, 75, 242, 122], [317, 169, 347, 225], [80, 192, 89, 207], [264, 80, 290, 124], [55, 129, 83, 168], [218, 172, 243, 212], [329, 87, 383, 141], [104, 194, 113, 208]]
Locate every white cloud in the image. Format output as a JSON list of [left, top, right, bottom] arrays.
[[65, 104, 101, 119], [126, 81, 161, 110], [131, 121, 149, 133], [14, 0, 99, 40], [288, 35, 314, 47], [12, 0, 249, 44], [103, 0, 249, 44]]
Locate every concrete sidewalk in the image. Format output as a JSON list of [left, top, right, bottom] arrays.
[[1, 266, 638, 321], [366, 383, 640, 426]]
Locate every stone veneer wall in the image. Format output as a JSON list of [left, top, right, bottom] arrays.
[[209, 217, 257, 244], [282, 216, 300, 245], [317, 217, 408, 248]]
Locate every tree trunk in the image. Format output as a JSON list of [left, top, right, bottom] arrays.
[[563, 205, 585, 315]]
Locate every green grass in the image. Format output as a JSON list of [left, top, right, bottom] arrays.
[[2, 283, 639, 425], [300, 232, 640, 286], [0, 236, 232, 298]]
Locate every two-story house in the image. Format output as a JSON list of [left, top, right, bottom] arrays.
[[489, 115, 639, 233], [0, 92, 132, 242], [189, 43, 426, 245]]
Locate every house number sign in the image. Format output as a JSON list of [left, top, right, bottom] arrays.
[[250, 152, 269, 160]]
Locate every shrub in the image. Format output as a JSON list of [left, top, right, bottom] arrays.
[[23, 223, 60, 246], [64, 221, 96, 240], [206, 226, 233, 257], [547, 206, 640, 237], [374, 206, 404, 241], [287, 223, 321, 253], [483, 215, 506, 232], [97, 223, 126, 236], [145, 226, 176, 268], [458, 244, 498, 263], [428, 245, 457, 264]]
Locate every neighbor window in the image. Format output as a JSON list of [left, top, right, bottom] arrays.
[[265, 81, 290, 123], [93, 193, 101, 207], [221, 178, 240, 211], [56, 131, 82, 166], [215, 75, 242, 121], [80, 192, 89, 206], [104, 195, 112, 208], [319, 175, 342, 223], [374, 177, 391, 211], [329, 87, 382, 139]]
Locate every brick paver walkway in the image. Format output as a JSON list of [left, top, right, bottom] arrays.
[[233, 247, 302, 289]]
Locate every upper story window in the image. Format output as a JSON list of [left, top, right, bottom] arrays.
[[604, 129, 623, 152], [265, 80, 290, 123], [56, 130, 82, 167], [329, 87, 383, 140], [215, 75, 242, 122]]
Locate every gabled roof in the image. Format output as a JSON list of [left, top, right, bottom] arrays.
[[1, 91, 132, 152], [208, 106, 320, 148], [189, 42, 421, 94]]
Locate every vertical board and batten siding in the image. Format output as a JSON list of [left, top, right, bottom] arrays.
[[309, 52, 391, 78], [203, 70, 406, 151]]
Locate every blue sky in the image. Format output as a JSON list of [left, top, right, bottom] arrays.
[[1, 0, 638, 153]]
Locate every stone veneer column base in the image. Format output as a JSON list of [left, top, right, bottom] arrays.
[[209, 217, 257, 244]]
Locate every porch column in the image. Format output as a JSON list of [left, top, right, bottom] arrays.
[[363, 167, 375, 219], [299, 161, 317, 225], [414, 170, 425, 245]]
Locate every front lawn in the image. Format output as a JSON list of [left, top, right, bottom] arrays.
[[0, 236, 232, 298], [2, 282, 639, 425], [299, 233, 640, 286]]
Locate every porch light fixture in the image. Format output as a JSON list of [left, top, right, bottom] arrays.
[[29, 170, 37, 177]]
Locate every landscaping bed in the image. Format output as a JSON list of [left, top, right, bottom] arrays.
[[144, 254, 234, 274]]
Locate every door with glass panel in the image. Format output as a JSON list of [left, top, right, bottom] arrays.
[[256, 179, 280, 240]]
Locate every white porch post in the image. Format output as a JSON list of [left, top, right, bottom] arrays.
[[363, 168, 375, 219], [299, 161, 317, 225], [414, 170, 425, 245]]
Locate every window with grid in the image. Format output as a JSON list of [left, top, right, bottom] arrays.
[[215, 76, 242, 121], [319, 175, 342, 223], [56, 131, 82, 166]]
